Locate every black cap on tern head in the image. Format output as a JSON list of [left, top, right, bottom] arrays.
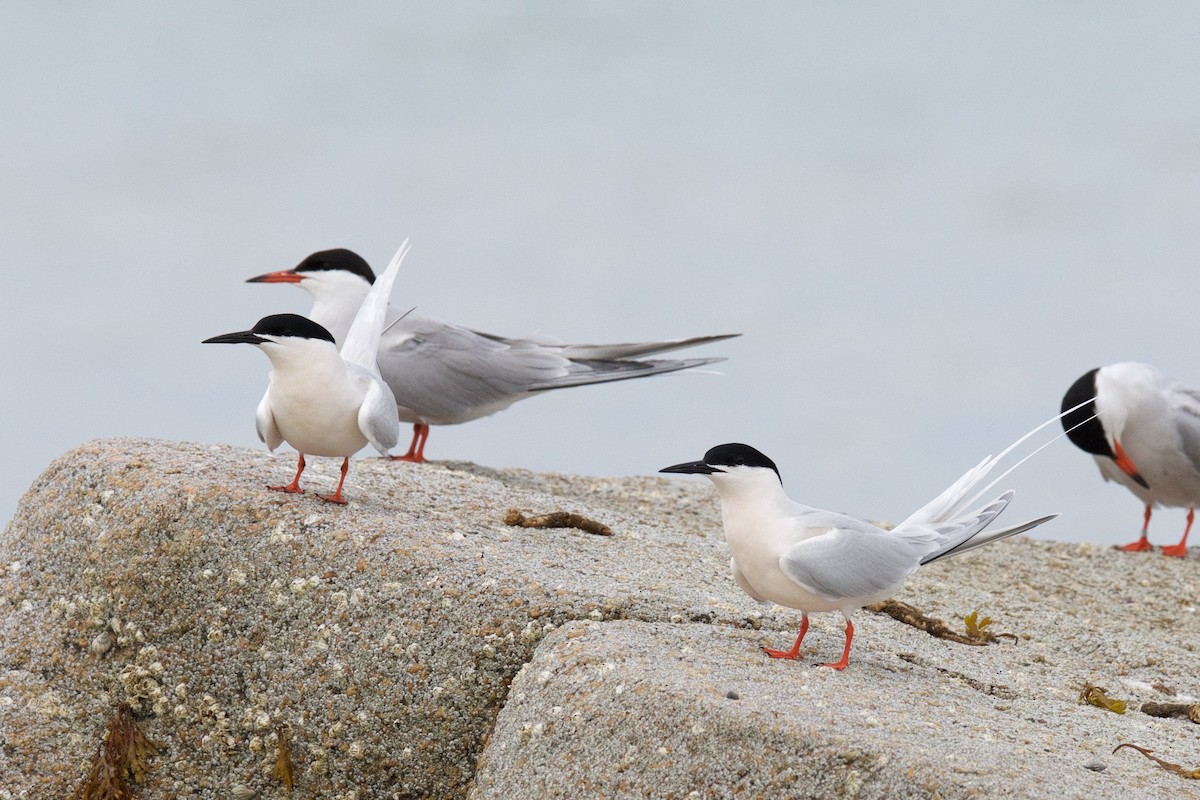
[[660, 442, 781, 483], [1060, 369, 1110, 458], [1060, 367, 1150, 489], [293, 249, 376, 284], [202, 313, 337, 346]]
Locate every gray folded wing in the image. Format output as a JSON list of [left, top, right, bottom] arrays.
[[557, 333, 740, 361], [376, 315, 574, 423], [376, 314, 728, 424], [778, 523, 929, 602], [524, 356, 726, 391], [355, 371, 401, 454], [1171, 386, 1200, 478]]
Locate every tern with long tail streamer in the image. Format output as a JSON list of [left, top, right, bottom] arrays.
[[658, 409, 1095, 669], [203, 243, 409, 503], [247, 248, 738, 462]]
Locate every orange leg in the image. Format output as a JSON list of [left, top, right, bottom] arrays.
[[268, 454, 306, 494], [820, 618, 859, 671], [316, 458, 351, 505], [761, 614, 809, 660], [1161, 506, 1194, 558], [820, 618, 855, 671], [389, 423, 430, 463], [1118, 505, 1154, 552]]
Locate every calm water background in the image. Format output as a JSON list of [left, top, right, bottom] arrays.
[[4, 3, 1200, 546]]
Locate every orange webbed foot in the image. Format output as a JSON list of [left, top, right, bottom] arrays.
[[761, 645, 802, 660], [1118, 537, 1153, 553]]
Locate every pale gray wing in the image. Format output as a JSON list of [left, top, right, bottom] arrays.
[[1170, 386, 1200, 476], [525, 356, 726, 391], [557, 333, 740, 360], [355, 372, 401, 454], [254, 389, 283, 452], [778, 525, 928, 602], [376, 315, 572, 423]]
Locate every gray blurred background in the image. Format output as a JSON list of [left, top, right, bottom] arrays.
[[4, 2, 1200, 546]]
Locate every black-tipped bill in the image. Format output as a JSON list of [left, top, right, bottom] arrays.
[[245, 270, 303, 284], [202, 330, 267, 345], [660, 460, 724, 475]]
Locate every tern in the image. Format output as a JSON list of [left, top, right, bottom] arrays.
[[203, 244, 408, 503], [661, 431, 1061, 670], [1061, 362, 1200, 557], [247, 248, 738, 462]]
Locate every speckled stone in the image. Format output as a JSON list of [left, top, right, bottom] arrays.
[[2, 438, 1199, 799], [0, 437, 748, 799]]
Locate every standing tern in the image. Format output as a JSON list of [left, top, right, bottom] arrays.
[[203, 244, 409, 504], [1061, 362, 1200, 557], [247, 248, 738, 462], [660, 430, 1061, 670]]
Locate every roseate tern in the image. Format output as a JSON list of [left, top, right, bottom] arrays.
[[660, 422, 1067, 669], [203, 244, 408, 503], [247, 248, 738, 462], [1062, 362, 1200, 557]]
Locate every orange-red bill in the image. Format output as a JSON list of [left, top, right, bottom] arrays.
[[246, 270, 304, 284], [1112, 440, 1150, 489]]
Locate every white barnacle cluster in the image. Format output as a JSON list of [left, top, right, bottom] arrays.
[[199, 693, 237, 749], [237, 704, 274, 733], [378, 635, 421, 660], [266, 579, 288, 607], [119, 645, 168, 715], [308, 622, 340, 654], [29, 689, 71, 719], [48, 596, 77, 619], [290, 575, 321, 595], [519, 619, 557, 644], [109, 616, 147, 649], [268, 520, 295, 544], [329, 590, 349, 612]]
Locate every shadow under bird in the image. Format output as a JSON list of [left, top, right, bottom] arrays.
[[202, 243, 409, 504], [1061, 362, 1200, 557], [246, 248, 739, 462], [661, 433, 1060, 670]]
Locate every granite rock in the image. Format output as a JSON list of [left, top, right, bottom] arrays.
[[1, 438, 1198, 799]]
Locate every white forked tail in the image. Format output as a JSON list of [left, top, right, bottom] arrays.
[[898, 397, 1096, 530], [341, 239, 411, 373]]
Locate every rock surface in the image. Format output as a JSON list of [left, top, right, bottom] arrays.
[[1, 438, 1199, 799]]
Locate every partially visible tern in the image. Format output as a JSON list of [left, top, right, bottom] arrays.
[[203, 243, 408, 503], [661, 433, 1059, 670], [247, 248, 738, 462], [1062, 362, 1200, 557]]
